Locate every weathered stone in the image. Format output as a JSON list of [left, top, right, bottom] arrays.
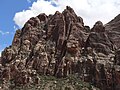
[[105, 14, 120, 49], [1, 47, 16, 65], [114, 49, 120, 65], [85, 21, 113, 55], [1, 6, 120, 90], [91, 21, 105, 32]]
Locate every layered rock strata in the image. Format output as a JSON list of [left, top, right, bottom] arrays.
[[0, 6, 120, 90]]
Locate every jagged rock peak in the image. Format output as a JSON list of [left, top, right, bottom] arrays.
[[1, 6, 120, 90], [66, 6, 76, 15], [1, 6, 86, 69], [85, 21, 114, 55], [94, 21, 103, 27], [91, 21, 105, 32]]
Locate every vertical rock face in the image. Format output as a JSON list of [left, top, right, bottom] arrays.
[[1, 6, 87, 77], [1, 6, 120, 90], [105, 14, 120, 49]]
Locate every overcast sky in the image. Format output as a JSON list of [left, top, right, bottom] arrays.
[[0, 0, 120, 56]]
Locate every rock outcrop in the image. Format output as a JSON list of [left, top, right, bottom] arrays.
[[1, 6, 87, 77], [85, 21, 113, 55], [105, 14, 120, 49], [0, 6, 120, 90]]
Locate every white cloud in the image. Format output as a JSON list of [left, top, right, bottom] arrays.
[[0, 50, 3, 57], [0, 51, 1, 57], [27, 0, 31, 3], [0, 49, 3, 57], [14, 0, 60, 28], [14, 0, 120, 28], [0, 30, 10, 35], [13, 25, 19, 31]]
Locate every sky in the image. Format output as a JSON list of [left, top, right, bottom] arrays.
[[0, 0, 120, 56], [0, 0, 37, 56]]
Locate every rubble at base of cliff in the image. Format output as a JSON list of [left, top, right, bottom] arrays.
[[0, 6, 120, 90]]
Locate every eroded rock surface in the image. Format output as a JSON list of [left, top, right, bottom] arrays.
[[0, 6, 120, 90], [105, 14, 120, 49], [85, 21, 113, 55]]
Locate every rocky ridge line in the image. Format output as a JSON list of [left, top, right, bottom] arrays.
[[0, 6, 120, 90]]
